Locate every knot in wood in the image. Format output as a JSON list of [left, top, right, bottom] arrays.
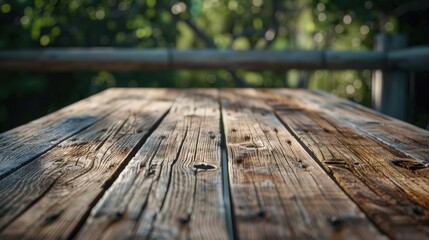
[[193, 163, 216, 171]]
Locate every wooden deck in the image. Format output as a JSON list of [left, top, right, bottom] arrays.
[[0, 88, 428, 240]]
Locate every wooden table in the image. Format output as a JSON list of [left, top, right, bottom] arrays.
[[0, 88, 428, 240]]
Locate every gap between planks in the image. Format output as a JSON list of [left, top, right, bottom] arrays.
[[219, 93, 238, 240], [74, 89, 230, 240], [0, 88, 170, 180], [261, 89, 429, 239], [68, 101, 174, 240], [0, 89, 238, 240], [0, 89, 124, 180], [0, 89, 178, 239], [2, 88, 412, 239], [220, 89, 384, 239]]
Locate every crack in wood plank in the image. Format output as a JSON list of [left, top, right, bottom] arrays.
[[221, 89, 384, 239], [263, 89, 429, 239], [0, 89, 134, 180], [75, 89, 228, 240], [0, 89, 176, 239], [1, 88, 428, 240]]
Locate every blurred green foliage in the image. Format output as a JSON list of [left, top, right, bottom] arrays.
[[0, 0, 428, 131]]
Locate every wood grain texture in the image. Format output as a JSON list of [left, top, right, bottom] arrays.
[[262, 89, 429, 239], [0, 88, 151, 179], [0, 89, 176, 239], [1, 88, 428, 240], [274, 89, 429, 165], [221, 89, 384, 239], [75, 89, 228, 240]]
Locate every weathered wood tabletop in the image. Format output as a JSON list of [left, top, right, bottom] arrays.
[[0, 88, 428, 240]]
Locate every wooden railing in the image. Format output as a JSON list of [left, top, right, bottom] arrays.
[[0, 34, 428, 121], [0, 48, 428, 71]]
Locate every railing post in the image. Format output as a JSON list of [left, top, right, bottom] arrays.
[[372, 33, 408, 120]]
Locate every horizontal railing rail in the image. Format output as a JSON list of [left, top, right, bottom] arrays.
[[0, 48, 428, 71]]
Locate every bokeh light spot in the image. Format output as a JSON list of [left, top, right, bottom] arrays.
[[1, 4, 11, 13], [343, 15, 352, 24], [40, 35, 50, 46]]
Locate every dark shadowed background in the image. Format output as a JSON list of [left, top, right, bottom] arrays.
[[1, 0, 428, 131]]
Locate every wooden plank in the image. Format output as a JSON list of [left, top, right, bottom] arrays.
[[0, 89, 176, 239], [0, 88, 149, 179], [75, 89, 228, 239], [275, 89, 429, 165], [263, 89, 429, 238], [220, 89, 384, 239]]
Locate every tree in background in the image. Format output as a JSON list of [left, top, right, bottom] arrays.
[[0, 0, 428, 130]]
